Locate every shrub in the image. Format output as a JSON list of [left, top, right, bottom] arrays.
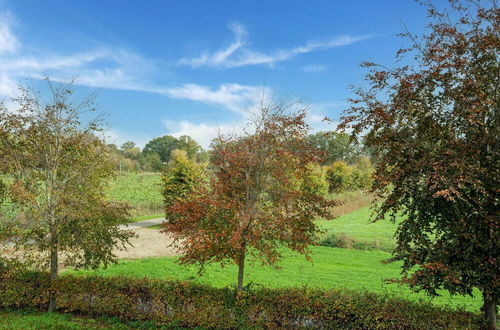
[[318, 232, 390, 252], [0, 268, 480, 329], [161, 149, 205, 223], [326, 161, 352, 193], [302, 163, 329, 197], [326, 158, 373, 193]]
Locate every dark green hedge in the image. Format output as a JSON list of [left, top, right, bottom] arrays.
[[0, 269, 479, 329]]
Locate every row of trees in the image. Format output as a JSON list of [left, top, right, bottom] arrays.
[[109, 130, 370, 174], [108, 135, 208, 173]]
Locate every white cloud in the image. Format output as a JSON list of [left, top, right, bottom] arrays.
[[158, 83, 270, 115], [178, 24, 371, 69], [0, 10, 158, 100], [0, 13, 18, 55], [0, 12, 271, 116], [302, 64, 327, 73], [163, 120, 247, 149]]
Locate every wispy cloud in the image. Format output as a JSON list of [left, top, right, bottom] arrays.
[[0, 12, 270, 116], [302, 64, 327, 73], [157, 83, 270, 115], [0, 10, 158, 100], [178, 23, 371, 69], [0, 12, 18, 55]]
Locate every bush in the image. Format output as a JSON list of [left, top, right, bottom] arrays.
[[318, 232, 390, 252], [302, 163, 329, 197], [326, 158, 373, 193], [326, 161, 352, 193], [0, 268, 480, 329], [161, 149, 205, 223]]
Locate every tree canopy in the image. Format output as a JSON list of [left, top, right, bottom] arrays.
[[163, 102, 337, 291], [307, 131, 361, 165], [143, 135, 204, 164], [340, 1, 499, 326], [0, 81, 134, 312]]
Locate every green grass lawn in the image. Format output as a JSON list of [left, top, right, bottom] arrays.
[[66, 246, 481, 312], [107, 173, 163, 217], [317, 206, 399, 251], [0, 310, 132, 330]]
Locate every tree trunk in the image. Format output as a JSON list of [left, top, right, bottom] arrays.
[[482, 292, 498, 330], [47, 246, 58, 313], [237, 252, 246, 293]]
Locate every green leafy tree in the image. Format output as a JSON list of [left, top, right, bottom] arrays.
[[143, 135, 205, 164], [307, 131, 360, 165], [340, 1, 499, 326], [162, 149, 205, 223], [139, 152, 163, 172], [303, 163, 329, 197], [120, 141, 136, 152], [0, 81, 134, 312], [143, 135, 179, 163], [120, 141, 141, 160], [350, 157, 373, 191], [176, 135, 203, 161]]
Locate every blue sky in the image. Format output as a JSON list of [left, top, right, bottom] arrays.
[[0, 0, 434, 148]]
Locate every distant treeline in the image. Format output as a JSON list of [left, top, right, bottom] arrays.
[[111, 131, 373, 178]]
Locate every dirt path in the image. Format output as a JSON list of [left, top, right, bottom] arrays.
[[0, 218, 180, 263], [115, 218, 181, 259]]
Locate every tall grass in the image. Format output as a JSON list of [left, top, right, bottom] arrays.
[[331, 190, 373, 217]]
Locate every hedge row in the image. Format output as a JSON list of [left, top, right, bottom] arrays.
[[0, 269, 480, 329]]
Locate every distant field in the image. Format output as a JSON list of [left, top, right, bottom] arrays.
[[67, 246, 481, 312], [107, 172, 373, 220], [317, 206, 399, 251], [107, 172, 163, 217]]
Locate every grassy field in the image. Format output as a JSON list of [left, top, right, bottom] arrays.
[[107, 172, 374, 219], [0, 310, 136, 329], [67, 245, 481, 312], [107, 173, 163, 217], [317, 206, 399, 251]]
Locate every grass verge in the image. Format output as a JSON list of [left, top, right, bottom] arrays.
[[66, 246, 481, 312]]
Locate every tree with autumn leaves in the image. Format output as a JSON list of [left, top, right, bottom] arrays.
[[0, 81, 134, 312], [163, 102, 337, 292], [341, 1, 499, 327]]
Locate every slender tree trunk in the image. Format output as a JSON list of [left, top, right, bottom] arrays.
[[482, 292, 498, 330], [237, 252, 246, 293], [47, 246, 58, 313]]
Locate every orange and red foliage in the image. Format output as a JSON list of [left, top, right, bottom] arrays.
[[163, 103, 337, 290]]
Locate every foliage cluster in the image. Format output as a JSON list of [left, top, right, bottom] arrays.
[[340, 1, 499, 325], [0, 268, 480, 329], [163, 104, 337, 291], [307, 131, 364, 165], [161, 149, 206, 223], [325, 157, 373, 193]]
